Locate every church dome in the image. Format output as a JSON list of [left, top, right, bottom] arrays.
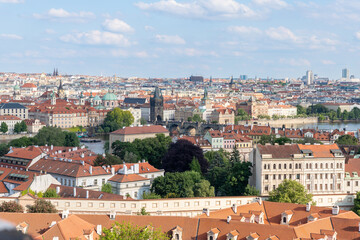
[[102, 92, 117, 101]]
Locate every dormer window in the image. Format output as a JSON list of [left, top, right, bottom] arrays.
[[331, 149, 343, 157], [280, 210, 293, 225], [171, 226, 183, 240], [226, 230, 239, 240], [307, 213, 319, 222], [301, 149, 313, 157], [246, 232, 260, 240], [207, 228, 220, 240]]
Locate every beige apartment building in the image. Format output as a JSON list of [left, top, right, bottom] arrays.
[[109, 125, 169, 153], [251, 143, 345, 196]]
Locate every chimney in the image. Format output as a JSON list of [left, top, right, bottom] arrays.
[[61, 210, 69, 219], [86, 191, 89, 199], [232, 204, 237, 214], [89, 166, 92, 175], [256, 197, 262, 205], [227, 215, 231, 224], [110, 210, 116, 220], [53, 237, 59, 240], [332, 205, 339, 215], [73, 187, 76, 197], [56, 186, 60, 194], [51, 145, 53, 150], [306, 202, 311, 212], [358, 222, 360, 232], [111, 167, 115, 175], [203, 208, 210, 217], [81, 153, 84, 158], [96, 225, 102, 235]]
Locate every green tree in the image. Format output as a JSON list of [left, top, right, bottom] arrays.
[[296, 105, 306, 115], [27, 199, 57, 213], [222, 161, 253, 196], [0, 122, 8, 134], [192, 114, 202, 122], [140, 117, 147, 125], [20, 121, 27, 132], [151, 171, 214, 198], [100, 222, 169, 240], [205, 150, 230, 196], [229, 145, 241, 164], [43, 188, 60, 198], [337, 107, 342, 118], [137, 207, 150, 215], [318, 114, 325, 121], [352, 192, 360, 216], [336, 134, 358, 145], [189, 157, 201, 173], [142, 192, 161, 199], [0, 201, 24, 212], [102, 108, 134, 132], [64, 132, 80, 147], [236, 109, 250, 121], [112, 141, 140, 160], [342, 110, 349, 120], [8, 136, 34, 147], [269, 179, 313, 204], [0, 143, 9, 156], [33, 126, 66, 146], [13, 122, 21, 133], [244, 184, 260, 196], [101, 183, 113, 194], [259, 134, 276, 145], [274, 137, 292, 145], [93, 154, 122, 166]]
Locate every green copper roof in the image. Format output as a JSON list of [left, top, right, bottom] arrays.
[[102, 92, 117, 101], [93, 95, 101, 101], [14, 85, 20, 90]]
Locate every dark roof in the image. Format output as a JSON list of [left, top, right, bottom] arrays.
[[0, 103, 27, 109], [257, 144, 301, 158], [123, 98, 146, 104]]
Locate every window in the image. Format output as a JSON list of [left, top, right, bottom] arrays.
[[264, 164, 267, 169], [315, 163, 318, 169], [337, 183, 341, 190], [325, 184, 328, 190], [279, 164, 281, 169], [295, 164, 298, 169], [356, 181, 358, 187], [283, 217, 287, 223], [94, 179, 98, 185], [284, 164, 287, 169], [265, 185, 269, 191], [284, 174, 287, 179], [320, 163, 323, 168], [102, 179, 105, 184], [307, 174, 311, 180], [315, 184, 318, 190], [273, 164, 276, 169], [289, 164, 292, 169], [265, 175, 269, 180], [307, 184, 310, 190], [347, 181, 350, 187], [278, 174, 281, 180], [331, 163, 333, 168], [315, 174, 317, 179], [299, 163, 301, 169], [326, 163, 328, 168], [273, 175, 276, 180], [296, 174, 300, 180], [273, 185, 276, 190]]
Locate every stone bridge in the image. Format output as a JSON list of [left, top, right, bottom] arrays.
[[158, 121, 227, 136]]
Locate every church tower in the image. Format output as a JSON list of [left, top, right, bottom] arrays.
[[201, 87, 212, 109], [229, 76, 235, 89], [150, 87, 164, 122], [58, 79, 65, 99], [51, 91, 56, 105]]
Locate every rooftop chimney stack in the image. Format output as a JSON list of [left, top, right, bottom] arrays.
[[61, 210, 69, 219], [86, 191, 89, 199], [89, 166, 92, 175], [306, 202, 311, 212], [73, 187, 76, 197], [232, 204, 237, 214], [227, 215, 231, 224], [96, 225, 102, 235], [332, 205, 340, 215], [56, 186, 60, 194]]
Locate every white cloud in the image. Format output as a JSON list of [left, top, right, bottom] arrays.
[[252, 0, 288, 9], [0, 0, 23, 3], [155, 34, 186, 44], [322, 60, 335, 65], [45, 29, 56, 34], [60, 31, 131, 46], [34, 8, 95, 22], [0, 34, 22, 40], [280, 58, 310, 67], [102, 19, 134, 33], [135, 0, 254, 19], [266, 26, 299, 42], [356, 31, 360, 40], [145, 25, 155, 31], [228, 26, 262, 35]]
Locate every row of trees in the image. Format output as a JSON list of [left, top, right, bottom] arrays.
[[0, 121, 27, 134], [0, 199, 57, 213], [6, 126, 80, 149], [259, 134, 358, 146], [297, 104, 360, 121]]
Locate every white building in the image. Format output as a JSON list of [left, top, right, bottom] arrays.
[[251, 143, 345, 196], [0, 115, 22, 134], [268, 105, 297, 117]]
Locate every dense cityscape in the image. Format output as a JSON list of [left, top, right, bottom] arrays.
[[3, 0, 360, 239]]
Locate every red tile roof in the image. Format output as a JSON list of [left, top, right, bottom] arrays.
[[108, 174, 148, 183]]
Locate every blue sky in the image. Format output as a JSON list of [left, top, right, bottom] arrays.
[[1, 0, 360, 79]]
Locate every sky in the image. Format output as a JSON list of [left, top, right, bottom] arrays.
[[1, 0, 360, 79]]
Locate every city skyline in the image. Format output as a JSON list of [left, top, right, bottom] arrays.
[[1, 0, 360, 78]]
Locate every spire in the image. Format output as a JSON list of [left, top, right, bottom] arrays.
[[203, 87, 208, 100], [153, 87, 162, 99], [53, 68, 56, 76], [230, 76, 234, 84]]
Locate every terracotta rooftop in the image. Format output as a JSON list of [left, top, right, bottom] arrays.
[[108, 174, 149, 183]]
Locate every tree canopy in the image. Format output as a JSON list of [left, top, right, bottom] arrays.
[[0, 122, 8, 134], [93, 154, 122, 166], [101, 108, 134, 133], [336, 134, 358, 145], [101, 183, 113, 194], [0, 201, 24, 212], [100, 222, 169, 240], [111, 134, 172, 168], [27, 199, 57, 213], [162, 139, 208, 174], [352, 192, 360, 216], [43, 188, 60, 198], [151, 171, 214, 198], [268, 179, 313, 204]]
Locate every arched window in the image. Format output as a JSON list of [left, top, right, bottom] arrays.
[[273, 164, 276, 169], [295, 164, 298, 169], [326, 163, 328, 168], [209, 236, 214, 240], [331, 163, 333, 168], [315, 163, 318, 169], [320, 163, 323, 168], [176, 234, 180, 240], [279, 164, 281, 169], [264, 164, 267, 169]]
